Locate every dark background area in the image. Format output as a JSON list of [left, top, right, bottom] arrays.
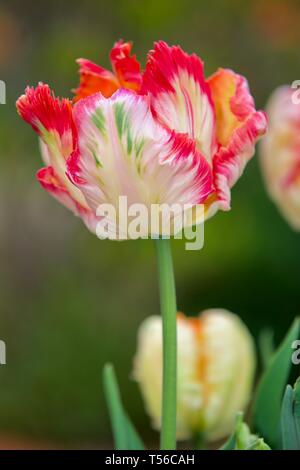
[[0, 0, 300, 448]]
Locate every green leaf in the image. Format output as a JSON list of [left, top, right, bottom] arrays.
[[252, 318, 300, 448], [102, 363, 145, 450], [220, 432, 236, 450], [295, 378, 300, 440], [281, 379, 300, 449], [220, 412, 270, 450], [258, 328, 275, 370], [245, 438, 271, 450], [220, 412, 243, 449]]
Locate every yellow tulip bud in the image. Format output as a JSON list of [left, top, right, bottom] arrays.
[[133, 309, 255, 442]]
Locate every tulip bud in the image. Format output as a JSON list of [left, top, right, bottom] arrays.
[[133, 309, 255, 442], [260, 85, 300, 229]]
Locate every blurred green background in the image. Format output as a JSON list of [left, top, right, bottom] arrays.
[[0, 0, 300, 449]]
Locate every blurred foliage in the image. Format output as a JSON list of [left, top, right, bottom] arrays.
[[0, 0, 300, 448]]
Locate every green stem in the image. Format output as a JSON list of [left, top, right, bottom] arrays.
[[155, 238, 177, 450]]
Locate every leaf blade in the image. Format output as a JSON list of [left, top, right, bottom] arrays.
[[103, 363, 145, 450], [281, 384, 299, 449], [220, 412, 270, 450], [252, 318, 300, 448]]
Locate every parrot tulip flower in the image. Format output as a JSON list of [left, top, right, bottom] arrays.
[[260, 85, 300, 229], [17, 40, 267, 238], [133, 309, 256, 442]]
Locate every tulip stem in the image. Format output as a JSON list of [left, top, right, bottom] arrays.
[[155, 238, 177, 450]]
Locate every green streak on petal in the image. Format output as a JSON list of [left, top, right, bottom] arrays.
[[92, 150, 103, 168], [39, 126, 56, 148], [88, 144, 103, 168], [135, 138, 145, 159], [114, 102, 134, 157], [114, 102, 126, 139], [92, 108, 106, 134], [113, 101, 146, 169], [135, 139, 145, 174], [127, 131, 133, 155]]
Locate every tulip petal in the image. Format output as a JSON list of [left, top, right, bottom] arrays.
[[208, 69, 268, 209], [141, 41, 216, 162], [67, 90, 213, 229], [73, 41, 142, 102], [16, 83, 76, 183], [110, 40, 142, 91], [213, 112, 268, 210], [37, 166, 98, 232], [17, 83, 93, 217], [199, 309, 255, 441], [73, 59, 119, 102], [37, 166, 80, 212], [16, 83, 76, 156], [208, 68, 255, 146]]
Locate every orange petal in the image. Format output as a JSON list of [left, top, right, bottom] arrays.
[[73, 59, 119, 102], [207, 68, 255, 147], [208, 68, 268, 209]]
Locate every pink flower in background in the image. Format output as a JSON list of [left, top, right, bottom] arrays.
[[17, 40, 267, 237], [260, 85, 300, 229]]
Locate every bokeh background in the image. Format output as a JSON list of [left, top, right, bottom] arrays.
[[0, 0, 300, 449]]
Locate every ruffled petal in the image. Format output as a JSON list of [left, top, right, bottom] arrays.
[[73, 40, 141, 102], [208, 68, 256, 146], [16, 82, 76, 157], [213, 112, 267, 209], [37, 166, 80, 212], [67, 89, 213, 236], [207, 69, 268, 209], [73, 59, 119, 102], [37, 166, 98, 232], [110, 40, 142, 91], [141, 41, 216, 162], [17, 83, 91, 214]]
